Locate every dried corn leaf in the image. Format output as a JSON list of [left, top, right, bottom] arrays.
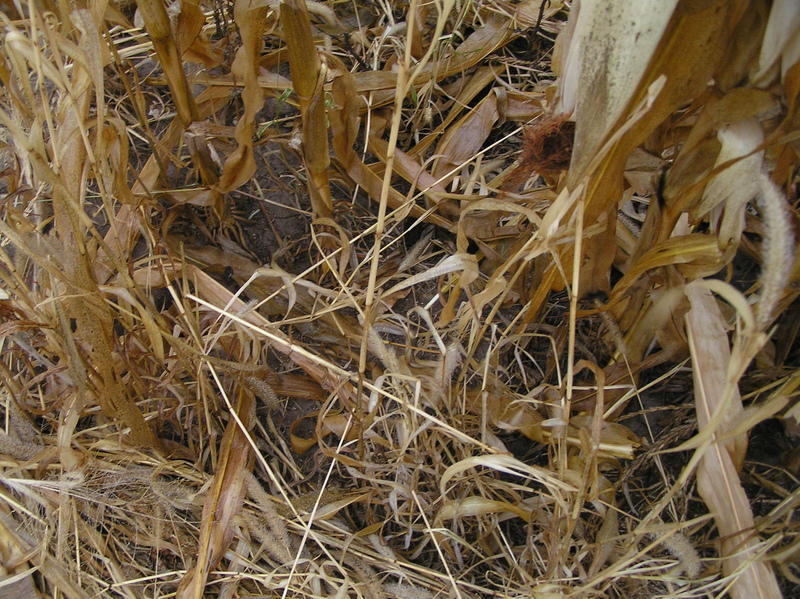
[[215, 0, 270, 193], [290, 411, 354, 454], [433, 90, 502, 183], [611, 234, 723, 304], [281, 0, 332, 217], [409, 65, 502, 159], [686, 284, 781, 599], [3, 1, 800, 596], [685, 285, 746, 466], [136, 0, 199, 125], [350, 7, 518, 107], [383, 252, 478, 297], [329, 62, 454, 230], [368, 137, 449, 205], [187, 265, 359, 398], [177, 390, 254, 599], [558, 0, 678, 178], [754, 0, 800, 87], [557, 1, 747, 292], [174, 0, 223, 68], [441, 454, 576, 497]]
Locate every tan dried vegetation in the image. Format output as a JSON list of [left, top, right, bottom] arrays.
[[0, 0, 798, 597]]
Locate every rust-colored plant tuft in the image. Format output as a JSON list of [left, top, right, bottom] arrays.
[[505, 113, 575, 191]]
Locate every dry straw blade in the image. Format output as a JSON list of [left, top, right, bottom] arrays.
[[178, 388, 254, 599], [136, 0, 200, 126], [686, 284, 782, 599], [1, 0, 799, 597], [214, 0, 272, 194], [281, 0, 333, 218]]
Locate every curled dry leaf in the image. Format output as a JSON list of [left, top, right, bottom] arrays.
[[178, 389, 254, 599], [693, 118, 763, 254], [213, 0, 271, 193]]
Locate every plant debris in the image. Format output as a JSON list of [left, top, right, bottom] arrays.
[[0, 1, 799, 598]]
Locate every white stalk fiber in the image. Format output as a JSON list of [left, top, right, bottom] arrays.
[[696, 117, 794, 330], [754, 0, 800, 85], [695, 119, 763, 253]]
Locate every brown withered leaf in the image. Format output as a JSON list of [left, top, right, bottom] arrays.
[[329, 60, 455, 231], [215, 0, 270, 193], [281, 0, 332, 217], [433, 90, 502, 184], [174, 0, 223, 69], [137, 0, 199, 125], [610, 234, 724, 305], [408, 65, 502, 159], [177, 388, 254, 599], [350, 8, 520, 108], [368, 137, 449, 206], [290, 411, 355, 454]]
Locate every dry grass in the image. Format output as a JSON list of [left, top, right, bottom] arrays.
[[0, 0, 799, 597]]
